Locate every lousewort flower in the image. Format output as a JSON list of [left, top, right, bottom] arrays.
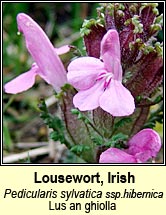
[[4, 13, 68, 94], [99, 129, 161, 163], [67, 29, 135, 116]]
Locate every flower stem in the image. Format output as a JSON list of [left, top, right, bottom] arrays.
[[87, 120, 104, 138]]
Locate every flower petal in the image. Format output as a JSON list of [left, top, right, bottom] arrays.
[[17, 13, 67, 92], [99, 80, 135, 116], [126, 129, 161, 158], [73, 81, 104, 111], [134, 151, 152, 163], [55, 45, 70, 55], [4, 64, 39, 94], [101, 30, 121, 72], [67, 57, 105, 90], [101, 29, 121, 59], [99, 148, 137, 163]]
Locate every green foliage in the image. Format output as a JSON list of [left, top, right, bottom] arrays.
[[91, 135, 103, 146], [143, 102, 163, 129], [70, 145, 90, 155], [71, 108, 90, 124], [71, 109, 104, 138], [125, 15, 143, 33], [38, 98, 67, 145], [3, 118, 13, 151], [113, 117, 132, 131], [105, 133, 128, 148], [140, 3, 159, 15], [80, 18, 104, 36]]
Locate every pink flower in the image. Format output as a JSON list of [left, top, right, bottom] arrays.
[[67, 29, 135, 116], [99, 129, 162, 163], [4, 13, 69, 94]]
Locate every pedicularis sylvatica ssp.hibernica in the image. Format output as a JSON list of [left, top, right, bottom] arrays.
[[4, 3, 163, 163]]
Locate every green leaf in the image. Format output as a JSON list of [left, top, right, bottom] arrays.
[[70, 145, 90, 154], [38, 98, 68, 146], [143, 102, 163, 129], [114, 117, 132, 130], [106, 133, 128, 148], [91, 135, 103, 146], [3, 119, 13, 151]]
